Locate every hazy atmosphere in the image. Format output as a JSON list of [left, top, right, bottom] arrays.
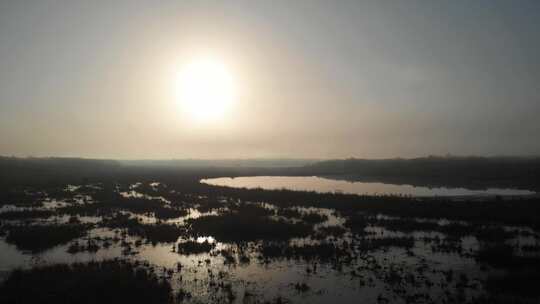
[[2, 2, 540, 303], [2, 0, 539, 159]]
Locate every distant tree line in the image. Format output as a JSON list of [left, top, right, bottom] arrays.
[[299, 156, 540, 191]]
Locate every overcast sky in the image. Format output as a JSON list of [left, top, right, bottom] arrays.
[[1, 0, 539, 159]]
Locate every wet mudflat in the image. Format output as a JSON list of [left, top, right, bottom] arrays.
[[1, 180, 539, 303]]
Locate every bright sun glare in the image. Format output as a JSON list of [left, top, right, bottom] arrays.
[[176, 57, 236, 122]]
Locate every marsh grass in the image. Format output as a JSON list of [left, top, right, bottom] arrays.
[[177, 240, 215, 254], [102, 214, 184, 243], [188, 212, 312, 243], [0, 210, 54, 220], [4, 224, 88, 253], [0, 260, 173, 304], [301, 212, 328, 224]]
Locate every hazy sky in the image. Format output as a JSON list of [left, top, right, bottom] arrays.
[[1, 0, 539, 159]]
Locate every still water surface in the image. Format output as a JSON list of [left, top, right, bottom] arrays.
[[202, 176, 536, 197], [1, 181, 536, 303]]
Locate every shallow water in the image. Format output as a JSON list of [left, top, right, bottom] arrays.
[[201, 176, 536, 197], [1, 181, 539, 303]]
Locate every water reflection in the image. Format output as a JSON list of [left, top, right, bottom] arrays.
[[202, 176, 536, 197], [2, 181, 539, 303]]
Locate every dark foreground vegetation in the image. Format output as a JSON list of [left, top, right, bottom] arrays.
[[0, 157, 539, 303], [0, 260, 173, 304]]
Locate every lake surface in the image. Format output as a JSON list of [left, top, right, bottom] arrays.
[[201, 176, 536, 197]]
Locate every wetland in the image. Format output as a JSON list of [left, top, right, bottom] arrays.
[[1, 157, 539, 303]]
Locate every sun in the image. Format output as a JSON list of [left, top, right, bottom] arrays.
[[176, 57, 236, 122]]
